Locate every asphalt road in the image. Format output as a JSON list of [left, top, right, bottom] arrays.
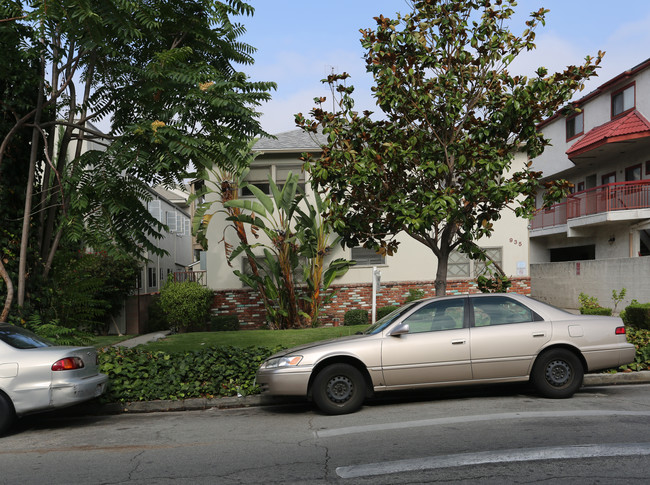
[[1, 383, 649, 484]]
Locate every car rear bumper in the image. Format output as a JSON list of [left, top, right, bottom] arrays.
[[51, 373, 109, 408], [583, 343, 636, 372]]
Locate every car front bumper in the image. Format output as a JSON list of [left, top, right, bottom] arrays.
[[256, 367, 312, 396]]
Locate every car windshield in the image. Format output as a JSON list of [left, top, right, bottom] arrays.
[[363, 301, 421, 335], [0, 325, 53, 349]]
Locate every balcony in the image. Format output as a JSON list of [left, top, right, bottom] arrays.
[[531, 180, 650, 232], [173, 270, 207, 286]]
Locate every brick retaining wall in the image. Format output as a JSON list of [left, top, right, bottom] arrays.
[[212, 277, 531, 328]]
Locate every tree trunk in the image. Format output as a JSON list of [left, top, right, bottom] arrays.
[[434, 250, 449, 296], [0, 259, 13, 322], [17, 51, 45, 307]]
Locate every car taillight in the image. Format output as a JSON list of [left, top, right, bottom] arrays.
[[615, 327, 626, 335], [52, 357, 85, 371]]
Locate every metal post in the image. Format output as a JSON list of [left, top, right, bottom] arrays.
[[371, 266, 381, 324]]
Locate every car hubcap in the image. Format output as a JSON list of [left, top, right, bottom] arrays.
[[545, 359, 571, 387], [326, 375, 353, 403]]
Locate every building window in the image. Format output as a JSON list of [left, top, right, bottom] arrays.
[[448, 251, 470, 277], [166, 211, 177, 232], [241, 164, 305, 197], [645, 161, 650, 176], [448, 247, 502, 278], [566, 112, 584, 141], [577, 181, 585, 192], [602, 172, 616, 185], [148, 267, 157, 288], [350, 247, 384, 266], [474, 247, 503, 276], [625, 164, 642, 182], [611, 83, 635, 118]]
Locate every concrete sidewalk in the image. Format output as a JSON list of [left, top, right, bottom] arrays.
[[113, 331, 171, 349]]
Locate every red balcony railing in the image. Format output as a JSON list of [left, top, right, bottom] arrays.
[[531, 180, 650, 230]]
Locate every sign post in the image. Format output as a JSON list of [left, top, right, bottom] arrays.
[[371, 266, 381, 324]]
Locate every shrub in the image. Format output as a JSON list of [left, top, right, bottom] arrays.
[[158, 280, 214, 331], [580, 307, 612, 316], [146, 295, 170, 332], [210, 314, 240, 332], [344, 309, 368, 326], [578, 292, 601, 310], [477, 275, 512, 293], [617, 328, 650, 372], [578, 292, 611, 316], [98, 345, 282, 402], [377, 305, 399, 320], [622, 303, 650, 330], [404, 288, 425, 303]]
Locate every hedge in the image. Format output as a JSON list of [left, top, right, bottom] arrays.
[[210, 314, 240, 332], [98, 345, 281, 402], [377, 305, 399, 320], [579, 307, 612, 316], [344, 309, 368, 326], [622, 303, 650, 330]]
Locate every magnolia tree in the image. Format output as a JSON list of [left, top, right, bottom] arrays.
[[296, 0, 602, 295]]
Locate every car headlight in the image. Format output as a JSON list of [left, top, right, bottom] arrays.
[[263, 355, 303, 369]]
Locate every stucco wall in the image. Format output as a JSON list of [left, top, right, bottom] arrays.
[[530, 257, 650, 310], [206, 149, 532, 290]]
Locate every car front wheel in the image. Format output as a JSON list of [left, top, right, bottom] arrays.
[[0, 392, 15, 436], [312, 363, 366, 415], [531, 349, 584, 398]]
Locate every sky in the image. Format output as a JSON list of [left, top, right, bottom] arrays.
[[236, 0, 650, 135]]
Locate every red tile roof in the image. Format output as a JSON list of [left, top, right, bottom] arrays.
[[566, 110, 650, 158]]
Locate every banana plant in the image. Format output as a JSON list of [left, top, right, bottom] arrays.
[[189, 141, 272, 317], [225, 173, 353, 328], [295, 189, 355, 325]]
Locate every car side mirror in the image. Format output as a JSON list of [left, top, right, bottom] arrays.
[[388, 322, 409, 337]]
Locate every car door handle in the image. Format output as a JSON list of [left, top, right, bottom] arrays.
[[532, 332, 546, 337], [451, 339, 466, 345]]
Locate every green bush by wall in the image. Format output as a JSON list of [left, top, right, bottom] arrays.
[[580, 307, 613, 316], [622, 303, 650, 330], [210, 314, 240, 332], [377, 305, 399, 320], [344, 309, 368, 326]]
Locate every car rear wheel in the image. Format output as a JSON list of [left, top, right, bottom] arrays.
[[312, 363, 365, 415], [0, 392, 15, 436], [531, 349, 584, 398]]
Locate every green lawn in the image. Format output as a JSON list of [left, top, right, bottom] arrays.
[[137, 325, 369, 354]]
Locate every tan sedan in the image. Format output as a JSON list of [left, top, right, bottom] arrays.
[[256, 294, 635, 414]]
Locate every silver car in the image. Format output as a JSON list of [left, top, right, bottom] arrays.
[[0, 323, 109, 434], [256, 294, 636, 415]]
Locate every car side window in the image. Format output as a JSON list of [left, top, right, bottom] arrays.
[[472, 296, 534, 327], [403, 299, 465, 334]]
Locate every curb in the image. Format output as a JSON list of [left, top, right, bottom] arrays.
[[84, 371, 650, 416], [583, 370, 650, 386]]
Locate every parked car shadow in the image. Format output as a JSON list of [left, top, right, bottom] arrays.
[[6, 405, 111, 437]]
